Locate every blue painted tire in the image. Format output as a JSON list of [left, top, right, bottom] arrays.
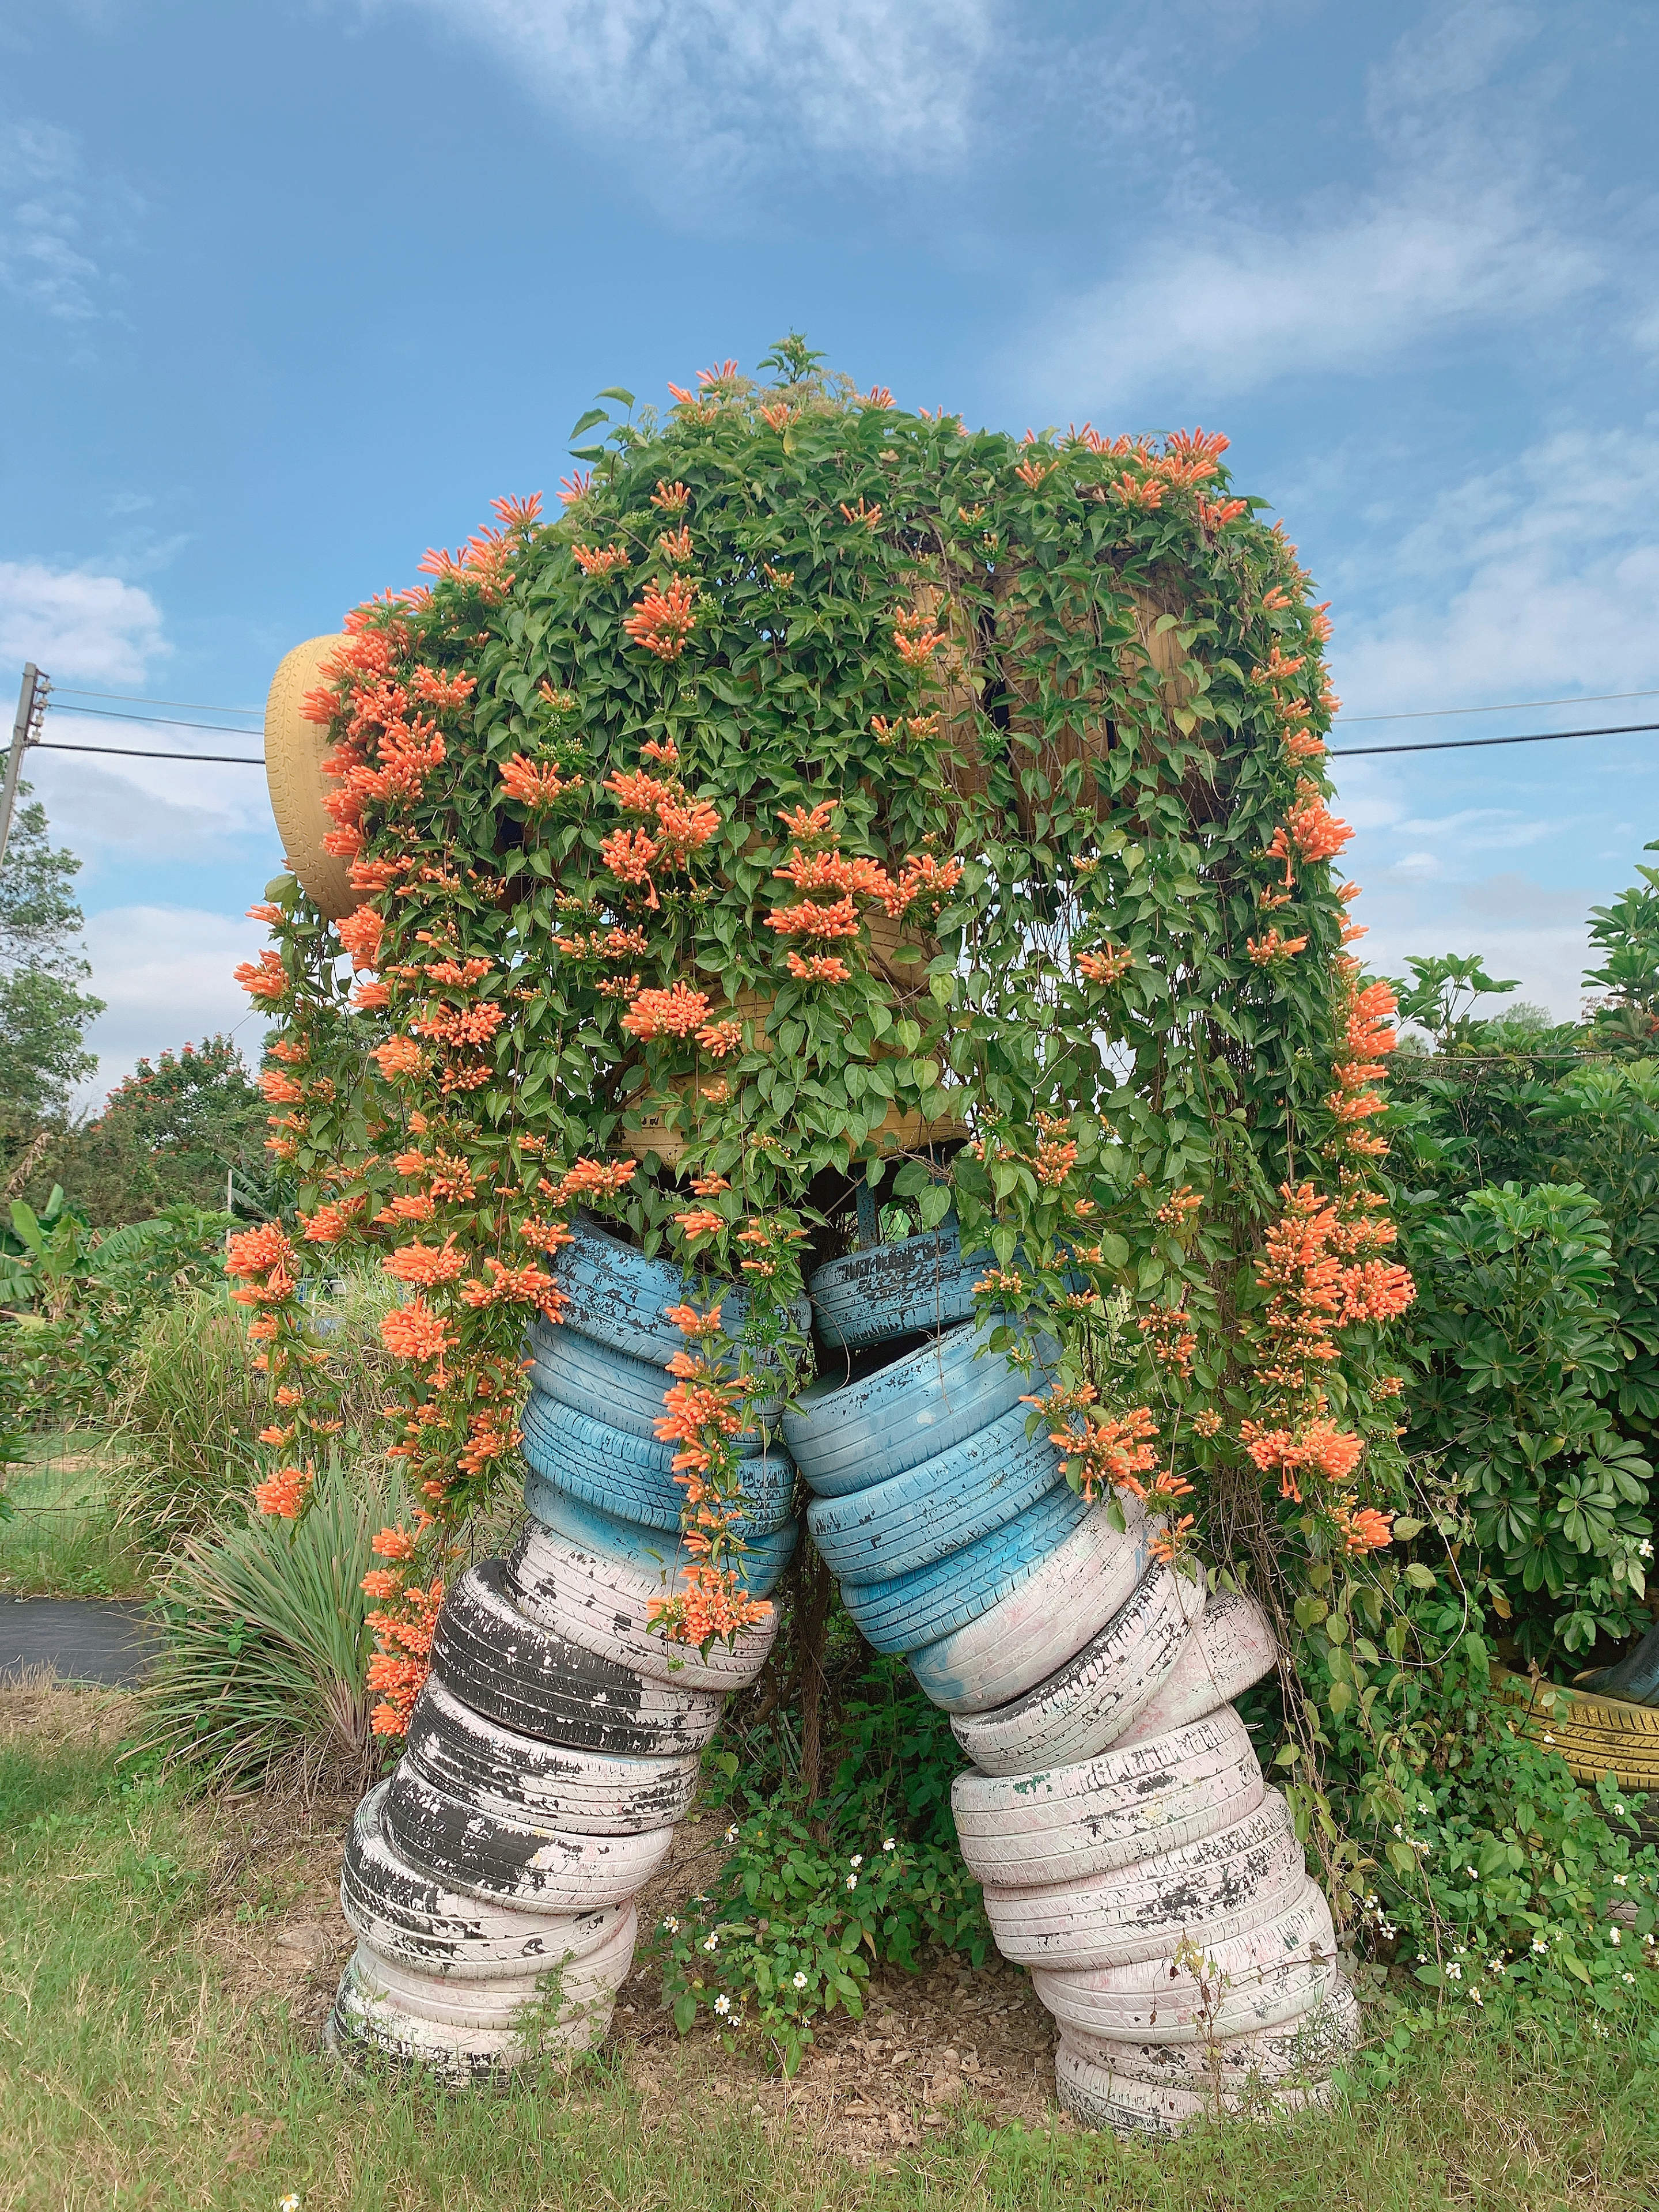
[[805, 1402, 1062, 1582], [521, 1392, 796, 1539], [838, 1478, 1091, 1655], [558, 1213, 807, 1365], [524, 1316, 779, 1458], [806, 1225, 986, 1351], [785, 1319, 1055, 1495], [522, 1468, 798, 1599]]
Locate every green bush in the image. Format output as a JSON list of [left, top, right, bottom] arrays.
[[140, 1453, 406, 1793], [1402, 1181, 1652, 1657], [656, 1791, 990, 2076]]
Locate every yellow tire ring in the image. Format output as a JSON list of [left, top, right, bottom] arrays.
[[1495, 1667, 1659, 1793], [265, 634, 354, 919]]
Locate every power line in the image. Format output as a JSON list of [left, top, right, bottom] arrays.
[[1335, 687, 1659, 725], [1330, 719, 1659, 759], [51, 685, 262, 715], [48, 703, 267, 739], [35, 740, 265, 766]]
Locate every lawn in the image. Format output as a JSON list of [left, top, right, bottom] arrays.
[[1, 1683, 1654, 2212], [0, 1435, 144, 1599]]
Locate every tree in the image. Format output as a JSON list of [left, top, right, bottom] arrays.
[[50, 1034, 274, 1226], [0, 787, 103, 1123], [1584, 839, 1659, 1052]]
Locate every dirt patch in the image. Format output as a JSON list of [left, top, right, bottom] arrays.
[[0, 1669, 131, 1751]]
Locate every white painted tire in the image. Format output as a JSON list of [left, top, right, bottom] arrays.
[[403, 1676, 700, 1836], [1031, 1878, 1340, 2042], [382, 1764, 674, 1912], [1058, 1979, 1358, 2091], [941, 1552, 1198, 1758], [332, 1955, 613, 2078], [340, 1782, 630, 1980], [1053, 2039, 1336, 2137], [431, 1560, 725, 1759], [1113, 1586, 1277, 1747], [981, 1791, 1306, 1968], [910, 1498, 1157, 1717], [950, 1706, 1264, 1889], [509, 1521, 778, 1692], [347, 1905, 637, 2029]]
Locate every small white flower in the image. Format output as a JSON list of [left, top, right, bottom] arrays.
[[882, 1838, 896, 1851], [846, 1874, 858, 1891], [793, 1971, 808, 1989], [1446, 1961, 1461, 1980], [1594, 2021, 1610, 2039], [714, 1994, 731, 2016], [1614, 1873, 1628, 1885], [703, 1933, 719, 1952], [1533, 1937, 1549, 1954], [1616, 1802, 1628, 1816], [1470, 1988, 1483, 2006], [1624, 1972, 1638, 1985], [1466, 1868, 1478, 1878], [850, 1853, 863, 1868], [1612, 1928, 1622, 1945], [281, 2199, 301, 2212], [1543, 1732, 1554, 1744], [726, 1824, 741, 1843], [662, 1916, 680, 1935], [1639, 1540, 1653, 1560], [1491, 1959, 1506, 1975]]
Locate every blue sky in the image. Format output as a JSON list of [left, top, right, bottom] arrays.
[[2, 0, 1656, 1092]]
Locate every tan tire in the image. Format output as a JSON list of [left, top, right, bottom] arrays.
[[265, 633, 354, 918]]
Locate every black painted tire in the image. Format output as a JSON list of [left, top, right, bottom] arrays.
[[382, 1764, 673, 1912], [340, 1781, 632, 1979], [429, 1561, 724, 1759], [403, 1675, 700, 1836]]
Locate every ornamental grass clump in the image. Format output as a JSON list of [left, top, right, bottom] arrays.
[[231, 338, 1432, 1929]]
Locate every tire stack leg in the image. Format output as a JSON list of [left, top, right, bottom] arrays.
[[330, 1217, 796, 2080], [787, 1231, 1353, 2136]]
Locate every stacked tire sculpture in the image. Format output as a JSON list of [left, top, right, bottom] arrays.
[[786, 1226, 1353, 2135], [331, 1215, 798, 2078]]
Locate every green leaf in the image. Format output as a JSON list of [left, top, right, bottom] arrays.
[[918, 1183, 953, 1230], [1404, 1562, 1437, 1589], [569, 407, 609, 439], [595, 387, 637, 407]]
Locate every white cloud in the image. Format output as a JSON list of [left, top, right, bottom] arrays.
[[371, 0, 995, 179], [1027, 2, 1615, 407], [0, 564, 166, 684], [1331, 426, 1659, 713], [1349, 869, 1592, 1021], [25, 712, 271, 865], [77, 905, 268, 1101], [0, 116, 124, 321]]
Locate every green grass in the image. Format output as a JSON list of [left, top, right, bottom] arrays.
[[2, 1704, 1656, 2210], [0, 1434, 145, 1597]]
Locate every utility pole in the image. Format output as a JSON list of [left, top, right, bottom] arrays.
[[0, 665, 49, 873]]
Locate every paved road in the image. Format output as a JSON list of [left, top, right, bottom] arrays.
[[0, 1599, 158, 1687]]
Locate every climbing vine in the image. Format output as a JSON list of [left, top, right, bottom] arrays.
[[231, 340, 1416, 1847]]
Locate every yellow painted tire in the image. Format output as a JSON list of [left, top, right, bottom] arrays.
[[265, 634, 354, 918], [1495, 1668, 1659, 1793]]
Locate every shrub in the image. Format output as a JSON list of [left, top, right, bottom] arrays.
[[1402, 1181, 1652, 1658], [656, 1791, 990, 2076], [140, 1454, 406, 1793]]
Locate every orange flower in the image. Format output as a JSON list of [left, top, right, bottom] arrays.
[[383, 1238, 465, 1287], [623, 574, 696, 660], [786, 952, 851, 983], [374, 1036, 423, 1079], [893, 605, 944, 667], [500, 754, 572, 809], [600, 827, 661, 904], [650, 480, 690, 512], [674, 1209, 724, 1240], [352, 979, 391, 1011], [253, 1465, 312, 1519], [573, 543, 630, 577], [657, 525, 693, 562], [380, 1300, 454, 1362], [622, 982, 712, 1040], [1077, 946, 1132, 986], [234, 950, 289, 1002]]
